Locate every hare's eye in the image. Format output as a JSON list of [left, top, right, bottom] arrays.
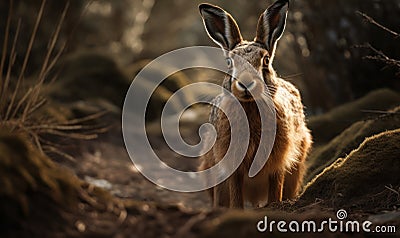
[[226, 58, 233, 68], [263, 56, 269, 67]]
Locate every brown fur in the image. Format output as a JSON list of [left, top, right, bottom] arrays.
[[198, 1, 312, 208], [200, 78, 312, 208]]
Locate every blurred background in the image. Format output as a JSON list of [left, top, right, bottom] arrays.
[[1, 0, 399, 115], [1, 1, 400, 236]]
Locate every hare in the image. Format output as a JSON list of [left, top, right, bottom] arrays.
[[198, 0, 312, 208]]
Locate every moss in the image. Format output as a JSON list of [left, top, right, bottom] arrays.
[[48, 53, 196, 121], [134, 76, 183, 121], [0, 131, 81, 229], [200, 209, 343, 238], [126, 59, 193, 94], [201, 210, 267, 238], [126, 59, 198, 121], [306, 106, 400, 182], [308, 89, 400, 145], [50, 51, 130, 108], [300, 129, 400, 211]]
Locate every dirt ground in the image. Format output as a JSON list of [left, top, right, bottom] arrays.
[[65, 110, 400, 237], [74, 120, 210, 211]]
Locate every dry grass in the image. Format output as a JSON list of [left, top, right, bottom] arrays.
[[0, 0, 105, 161]]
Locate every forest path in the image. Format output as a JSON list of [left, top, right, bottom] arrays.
[[73, 119, 210, 212]]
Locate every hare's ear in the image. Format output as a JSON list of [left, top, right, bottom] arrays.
[[255, 0, 289, 57], [199, 4, 242, 51]]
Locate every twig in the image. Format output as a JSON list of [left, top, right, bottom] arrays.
[[63, 111, 108, 124], [385, 185, 400, 196], [282, 72, 304, 80], [356, 11, 400, 76], [360, 109, 400, 115], [357, 11, 400, 38], [175, 212, 208, 237], [356, 43, 400, 75], [42, 145, 77, 162], [364, 44, 400, 67]]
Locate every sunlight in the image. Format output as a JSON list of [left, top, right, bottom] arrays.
[[87, 1, 112, 16]]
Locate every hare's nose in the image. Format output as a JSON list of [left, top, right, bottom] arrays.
[[236, 72, 257, 92], [245, 81, 256, 90], [236, 81, 255, 91]]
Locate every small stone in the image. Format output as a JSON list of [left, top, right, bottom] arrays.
[[75, 220, 86, 232]]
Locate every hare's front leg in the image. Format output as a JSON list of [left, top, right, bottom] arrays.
[[229, 171, 244, 208], [283, 161, 306, 199], [213, 180, 230, 207], [268, 172, 285, 203]]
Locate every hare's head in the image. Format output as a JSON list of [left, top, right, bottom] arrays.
[[200, 0, 289, 102]]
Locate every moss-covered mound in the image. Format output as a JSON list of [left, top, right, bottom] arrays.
[[299, 129, 400, 211], [50, 52, 130, 108], [125, 59, 197, 121], [50, 54, 198, 121], [198, 208, 360, 238], [308, 89, 400, 145], [306, 106, 400, 182], [0, 132, 81, 235], [126, 59, 193, 95], [0, 132, 131, 237]]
